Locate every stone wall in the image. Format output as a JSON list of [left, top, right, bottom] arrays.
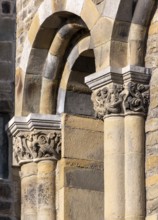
[[57, 114, 104, 220], [16, 0, 105, 67], [145, 4, 158, 218], [0, 0, 15, 113], [0, 0, 21, 219], [16, 0, 44, 66]]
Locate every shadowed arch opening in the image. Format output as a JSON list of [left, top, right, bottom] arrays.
[[58, 49, 95, 116]]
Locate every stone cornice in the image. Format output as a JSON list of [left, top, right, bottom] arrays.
[[7, 113, 61, 136], [85, 66, 123, 90]]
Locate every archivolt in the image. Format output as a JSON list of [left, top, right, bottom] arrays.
[[16, 0, 99, 116], [16, 0, 157, 116]]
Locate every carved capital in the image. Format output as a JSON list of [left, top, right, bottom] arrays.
[[123, 82, 149, 114], [85, 66, 151, 119], [13, 131, 61, 165], [7, 114, 61, 166], [91, 82, 150, 119], [91, 83, 124, 119]]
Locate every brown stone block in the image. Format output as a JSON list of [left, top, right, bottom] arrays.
[[40, 77, 58, 114], [67, 44, 79, 67], [146, 175, 158, 187], [27, 48, 48, 75], [146, 131, 158, 147], [57, 158, 103, 191], [149, 22, 158, 36], [149, 94, 158, 110], [94, 41, 111, 71], [62, 114, 103, 132], [78, 36, 90, 54], [129, 40, 145, 66], [91, 17, 114, 47], [146, 156, 158, 170], [50, 33, 69, 57], [28, 13, 40, 45], [58, 187, 104, 220], [111, 40, 128, 67], [33, 27, 56, 49], [22, 74, 42, 115], [81, 0, 100, 30], [112, 21, 130, 42], [129, 24, 147, 41], [52, 0, 66, 12], [146, 184, 158, 201], [146, 119, 158, 133], [147, 198, 158, 216], [62, 114, 104, 161], [146, 214, 158, 220]]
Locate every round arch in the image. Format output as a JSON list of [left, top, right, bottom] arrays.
[[15, 0, 157, 116], [15, 0, 100, 116]]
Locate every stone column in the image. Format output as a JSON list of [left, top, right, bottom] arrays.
[[85, 66, 151, 220], [122, 66, 150, 220], [7, 114, 61, 220], [85, 67, 125, 220]]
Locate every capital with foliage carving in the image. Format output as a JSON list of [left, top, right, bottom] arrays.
[[13, 131, 61, 165], [91, 83, 124, 119], [7, 114, 61, 166], [85, 66, 151, 119]]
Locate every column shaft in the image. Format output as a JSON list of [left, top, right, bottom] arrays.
[[37, 160, 56, 220], [21, 162, 38, 220], [125, 115, 145, 220], [104, 116, 125, 220]]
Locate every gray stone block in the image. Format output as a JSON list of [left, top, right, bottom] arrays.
[[0, 62, 13, 80], [0, 217, 12, 220], [27, 48, 48, 75], [65, 91, 94, 116], [115, 0, 133, 22], [65, 168, 104, 191], [133, 0, 155, 26], [0, 183, 12, 199], [0, 201, 11, 212], [0, 18, 15, 41], [0, 42, 13, 61]]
